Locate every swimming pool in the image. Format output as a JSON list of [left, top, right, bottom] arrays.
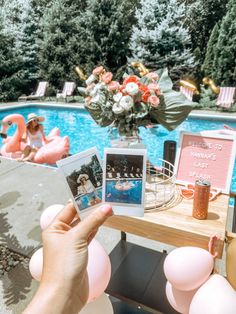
[[1, 104, 236, 192]]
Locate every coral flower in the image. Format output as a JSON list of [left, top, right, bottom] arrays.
[[101, 72, 113, 84], [142, 90, 151, 103], [108, 81, 120, 91], [123, 75, 140, 86], [148, 95, 160, 107], [93, 66, 104, 75]]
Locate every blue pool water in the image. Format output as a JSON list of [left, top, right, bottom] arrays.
[[1, 105, 236, 193], [105, 180, 142, 204], [75, 188, 102, 211]]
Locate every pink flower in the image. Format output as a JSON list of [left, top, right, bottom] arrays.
[[92, 66, 104, 75], [108, 81, 120, 91], [148, 83, 160, 92], [101, 72, 113, 84], [148, 95, 160, 107], [145, 72, 159, 81]]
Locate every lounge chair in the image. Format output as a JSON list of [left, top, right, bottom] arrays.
[[216, 87, 236, 108], [18, 81, 48, 101], [180, 86, 194, 101], [56, 82, 76, 102]]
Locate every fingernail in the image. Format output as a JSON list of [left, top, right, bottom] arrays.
[[100, 204, 113, 215]]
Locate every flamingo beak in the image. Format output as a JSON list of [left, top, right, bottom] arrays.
[[0, 132, 7, 139]]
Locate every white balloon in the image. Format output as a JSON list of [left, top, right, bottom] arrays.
[[40, 204, 64, 230], [189, 274, 236, 314], [29, 248, 43, 281], [80, 293, 113, 314]]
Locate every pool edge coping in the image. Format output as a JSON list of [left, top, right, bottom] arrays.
[[1, 102, 236, 122]]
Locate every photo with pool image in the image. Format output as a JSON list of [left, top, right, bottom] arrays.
[[103, 148, 147, 216], [56, 147, 103, 213]]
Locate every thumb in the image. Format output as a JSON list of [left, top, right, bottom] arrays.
[[73, 204, 113, 241]]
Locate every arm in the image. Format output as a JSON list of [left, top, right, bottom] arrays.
[[21, 131, 28, 143], [23, 202, 113, 314], [39, 125, 48, 143]]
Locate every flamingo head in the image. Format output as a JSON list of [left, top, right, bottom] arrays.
[[0, 114, 26, 139]]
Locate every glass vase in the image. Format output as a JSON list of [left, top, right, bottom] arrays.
[[109, 128, 146, 149]]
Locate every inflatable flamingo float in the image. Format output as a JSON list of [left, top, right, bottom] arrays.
[[0, 114, 70, 165]]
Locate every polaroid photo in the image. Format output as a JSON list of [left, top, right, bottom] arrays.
[[57, 147, 103, 217], [103, 148, 147, 217]]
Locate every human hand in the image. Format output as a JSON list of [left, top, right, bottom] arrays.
[[24, 202, 113, 314]]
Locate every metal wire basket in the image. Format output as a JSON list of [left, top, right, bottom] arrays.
[[145, 158, 177, 210]]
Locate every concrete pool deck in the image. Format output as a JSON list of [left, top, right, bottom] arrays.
[[0, 102, 235, 313]]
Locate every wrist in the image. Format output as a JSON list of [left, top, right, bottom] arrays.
[[23, 281, 84, 314]]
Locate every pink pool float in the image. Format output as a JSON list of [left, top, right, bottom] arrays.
[[0, 114, 70, 164]]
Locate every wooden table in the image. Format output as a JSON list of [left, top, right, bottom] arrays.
[[104, 190, 230, 258]]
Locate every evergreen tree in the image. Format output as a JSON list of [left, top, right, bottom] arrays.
[[211, 0, 236, 86], [186, 0, 228, 64], [129, 0, 195, 78], [18, 2, 42, 93], [0, 17, 24, 101], [76, 0, 138, 75], [201, 23, 220, 77], [38, 0, 85, 89]]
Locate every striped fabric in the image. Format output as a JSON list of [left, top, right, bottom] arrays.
[[180, 86, 194, 101], [217, 87, 236, 108]]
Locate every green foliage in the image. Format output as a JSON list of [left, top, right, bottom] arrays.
[[211, 0, 236, 86], [38, 0, 85, 89], [201, 23, 220, 77], [129, 0, 196, 82], [75, 0, 138, 75], [197, 85, 217, 109], [186, 0, 229, 64], [0, 17, 25, 101]]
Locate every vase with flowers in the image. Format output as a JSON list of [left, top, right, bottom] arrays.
[[78, 65, 195, 147]]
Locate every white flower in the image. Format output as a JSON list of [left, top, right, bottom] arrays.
[[120, 95, 134, 111], [86, 74, 97, 86], [112, 103, 124, 114], [125, 82, 139, 95], [113, 92, 123, 102], [90, 83, 103, 97]]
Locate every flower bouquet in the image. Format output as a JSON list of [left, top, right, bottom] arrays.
[[78, 65, 196, 137]]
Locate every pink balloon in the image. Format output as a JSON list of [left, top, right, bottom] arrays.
[[166, 281, 198, 314], [164, 247, 214, 291], [29, 248, 43, 281], [189, 274, 236, 314], [87, 239, 111, 303], [40, 204, 64, 230]]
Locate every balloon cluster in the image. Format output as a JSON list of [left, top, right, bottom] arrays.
[[29, 204, 112, 309], [164, 244, 236, 314]]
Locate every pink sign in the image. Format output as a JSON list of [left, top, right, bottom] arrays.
[[175, 132, 236, 193]]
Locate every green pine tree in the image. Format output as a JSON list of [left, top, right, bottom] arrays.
[[129, 0, 195, 79], [186, 0, 229, 64], [38, 0, 84, 89], [76, 0, 138, 75], [212, 0, 236, 86], [0, 17, 24, 101], [202, 23, 220, 77]]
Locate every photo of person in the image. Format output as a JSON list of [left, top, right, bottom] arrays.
[[103, 148, 147, 216], [57, 148, 103, 212]]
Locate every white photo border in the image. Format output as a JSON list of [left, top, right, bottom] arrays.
[[56, 147, 103, 217], [103, 147, 147, 217]]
